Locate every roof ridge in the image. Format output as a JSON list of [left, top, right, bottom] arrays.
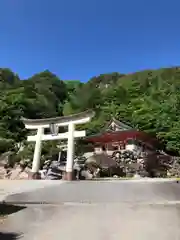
[[111, 118, 133, 129]]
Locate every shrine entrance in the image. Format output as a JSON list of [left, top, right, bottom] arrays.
[[22, 110, 94, 180]]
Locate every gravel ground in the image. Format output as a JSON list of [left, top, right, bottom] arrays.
[[1, 180, 180, 240]]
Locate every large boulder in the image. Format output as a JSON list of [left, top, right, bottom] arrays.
[[85, 153, 124, 177], [85, 153, 117, 169], [80, 169, 93, 180]]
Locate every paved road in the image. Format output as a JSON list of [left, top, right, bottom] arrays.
[[1, 180, 180, 239]]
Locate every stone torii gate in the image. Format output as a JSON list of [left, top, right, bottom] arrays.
[[21, 110, 94, 180]]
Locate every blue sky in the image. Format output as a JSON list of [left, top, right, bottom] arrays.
[[0, 0, 180, 81]]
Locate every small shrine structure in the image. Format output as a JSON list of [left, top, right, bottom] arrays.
[[22, 110, 94, 180], [85, 118, 160, 155]]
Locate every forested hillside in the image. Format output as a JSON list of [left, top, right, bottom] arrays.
[[0, 67, 180, 155]]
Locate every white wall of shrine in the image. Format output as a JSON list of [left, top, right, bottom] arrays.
[[87, 140, 156, 156]]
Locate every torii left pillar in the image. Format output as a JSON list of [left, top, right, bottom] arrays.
[[29, 127, 44, 179]]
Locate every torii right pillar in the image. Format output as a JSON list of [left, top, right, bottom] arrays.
[[64, 122, 75, 181]]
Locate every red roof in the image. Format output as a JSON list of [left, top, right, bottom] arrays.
[[85, 130, 159, 146]]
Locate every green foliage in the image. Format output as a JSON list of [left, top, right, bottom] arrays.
[[15, 141, 61, 168], [1, 67, 180, 157], [15, 143, 35, 163], [0, 139, 14, 153], [64, 68, 180, 155], [22, 70, 68, 117], [64, 80, 83, 97], [0, 69, 67, 153], [0, 68, 20, 88]]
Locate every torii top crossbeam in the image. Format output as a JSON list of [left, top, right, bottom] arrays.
[[22, 110, 95, 129]]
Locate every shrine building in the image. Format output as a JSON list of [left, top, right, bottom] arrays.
[[84, 118, 160, 156]]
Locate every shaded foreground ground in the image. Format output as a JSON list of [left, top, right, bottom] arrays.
[[1, 180, 180, 239], [0, 232, 21, 240]]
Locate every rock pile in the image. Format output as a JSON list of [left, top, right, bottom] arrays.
[[0, 165, 30, 180]]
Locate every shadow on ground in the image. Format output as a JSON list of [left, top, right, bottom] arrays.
[[0, 232, 22, 240], [0, 204, 24, 239], [0, 203, 26, 216]]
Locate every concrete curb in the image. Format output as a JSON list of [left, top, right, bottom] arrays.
[[0, 180, 65, 203], [91, 178, 178, 182], [0, 178, 178, 203]]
